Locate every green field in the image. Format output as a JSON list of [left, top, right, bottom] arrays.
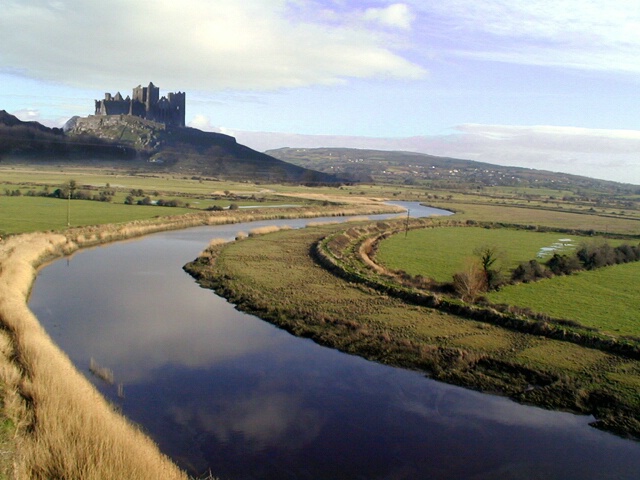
[[489, 261, 640, 337], [375, 226, 592, 282], [375, 225, 640, 337], [0, 168, 326, 234], [0, 196, 194, 234]]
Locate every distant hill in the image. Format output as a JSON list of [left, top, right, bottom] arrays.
[[0, 110, 138, 161], [267, 147, 638, 194], [0, 111, 339, 184]]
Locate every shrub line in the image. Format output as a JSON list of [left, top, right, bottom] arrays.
[[313, 220, 640, 359]]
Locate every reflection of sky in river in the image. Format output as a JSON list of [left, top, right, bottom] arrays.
[[29, 204, 640, 479]]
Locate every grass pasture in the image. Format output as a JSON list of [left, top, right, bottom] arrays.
[[375, 226, 596, 282], [489, 261, 640, 337], [431, 201, 640, 234], [374, 224, 640, 338], [0, 167, 328, 234], [0, 195, 193, 234]]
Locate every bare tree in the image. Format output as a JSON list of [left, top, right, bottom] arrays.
[[453, 259, 487, 302]]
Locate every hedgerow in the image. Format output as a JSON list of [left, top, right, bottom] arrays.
[[314, 220, 640, 359]]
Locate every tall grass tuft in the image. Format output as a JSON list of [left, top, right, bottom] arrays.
[[89, 357, 115, 384], [248, 225, 292, 237], [0, 200, 400, 478], [0, 233, 187, 479]]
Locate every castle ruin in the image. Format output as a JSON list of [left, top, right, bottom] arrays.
[[94, 82, 185, 127]]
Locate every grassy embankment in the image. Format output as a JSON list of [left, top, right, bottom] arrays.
[[0, 233, 187, 479], [0, 199, 399, 479], [185, 206, 640, 438]]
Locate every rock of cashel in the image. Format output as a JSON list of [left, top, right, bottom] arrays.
[[94, 82, 185, 127]]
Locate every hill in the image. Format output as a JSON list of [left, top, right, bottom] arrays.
[[0, 110, 138, 161], [267, 147, 638, 194], [0, 111, 339, 184]]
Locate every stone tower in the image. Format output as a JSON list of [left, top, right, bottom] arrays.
[[95, 82, 185, 127]]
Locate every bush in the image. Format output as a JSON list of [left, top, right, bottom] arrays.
[[511, 259, 550, 283], [453, 260, 487, 302], [546, 253, 582, 275]]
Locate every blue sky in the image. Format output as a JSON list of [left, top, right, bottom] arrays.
[[2, 1, 640, 184]]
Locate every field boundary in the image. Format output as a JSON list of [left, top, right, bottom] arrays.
[[313, 219, 640, 359]]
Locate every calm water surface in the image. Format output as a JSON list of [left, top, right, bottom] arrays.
[[29, 204, 640, 479]]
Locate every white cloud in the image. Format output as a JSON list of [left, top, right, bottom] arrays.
[[11, 108, 41, 122], [411, 0, 640, 73], [188, 114, 237, 137], [188, 114, 216, 132], [363, 3, 415, 30], [0, 0, 425, 91], [11, 108, 70, 128]]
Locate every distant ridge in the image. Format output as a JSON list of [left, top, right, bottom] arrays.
[[267, 147, 639, 192]]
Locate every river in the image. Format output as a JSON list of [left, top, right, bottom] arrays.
[[28, 203, 640, 479]]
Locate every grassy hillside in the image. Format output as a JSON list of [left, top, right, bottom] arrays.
[[66, 116, 341, 184]]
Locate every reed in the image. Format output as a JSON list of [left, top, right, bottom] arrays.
[[0, 200, 396, 478], [89, 358, 115, 384], [207, 238, 228, 248], [248, 225, 292, 236], [0, 232, 187, 479]]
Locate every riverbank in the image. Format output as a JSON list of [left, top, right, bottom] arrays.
[[184, 222, 640, 439], [0, 201, 399, 478]]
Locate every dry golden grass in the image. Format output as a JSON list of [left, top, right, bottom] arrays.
[[0, 233, 187, 479], [248, 225, 292, 236], [0, 201, 395, 478]]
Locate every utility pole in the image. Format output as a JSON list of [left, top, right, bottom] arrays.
[[66, 180, 76, 227], [404, 209, 410, 238], [67, 188, 71, 227]]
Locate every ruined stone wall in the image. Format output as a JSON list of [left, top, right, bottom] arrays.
[[95, 83, 185, 127]]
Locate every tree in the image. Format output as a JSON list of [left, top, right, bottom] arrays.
[[66, 179, 76, 226], [453, 259, 487, 302], [474, 245, 504, 290]]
